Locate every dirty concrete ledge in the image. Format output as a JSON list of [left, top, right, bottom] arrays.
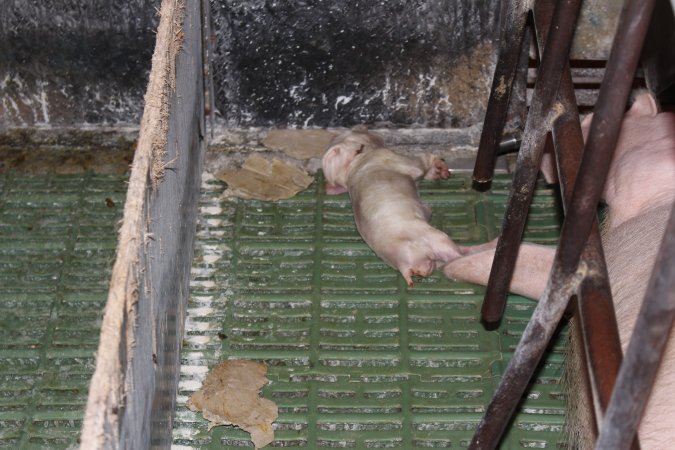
[[205, 123, 490, 175], [0, 124, 510, 175], [0, 126, 140, 174]]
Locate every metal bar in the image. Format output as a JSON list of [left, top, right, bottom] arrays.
[[542, 108, 624, 442], [569, 298, 600, 439], [556, 0, 656, 273], [596, 204, 675, 450], [472, 0, 529, 187], [480, 0, 584, 326], [575, 238, 630, 436], [532, 1, 630, 445], [470, 0, 656, 447], [470, 266, 583, 449]]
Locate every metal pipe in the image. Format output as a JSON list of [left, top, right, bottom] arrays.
[[545, 85, 619, 382], [470, 265, 583, 449], [556, 0, 656, 273], [575, 238, 627, 423], [533, 1, 629, 444], [472, 0, 529, 188], [596, 204, 675, 450], [480, 0, 584, 326], [470, 0, 656, 447], [496, 134, 522, 155], [569, 297, 600, 439]]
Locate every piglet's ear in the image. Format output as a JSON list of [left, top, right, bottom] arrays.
[[629, 92, 660, 117], [324, 148, 348, 195], [322, 146, 341, 163], [327, 146, 341, 156], [322, 146, 341, 177], [322, 145, 343, 186], [323, 146, 350, 195]]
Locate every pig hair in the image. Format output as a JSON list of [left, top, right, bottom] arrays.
[[561, 315, 597, 450]]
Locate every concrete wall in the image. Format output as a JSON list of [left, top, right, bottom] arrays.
[[210, 0, 501, 128], [1, 0, 624, 130], [0, 0, 502, 128], [0, 0, 159, 126]]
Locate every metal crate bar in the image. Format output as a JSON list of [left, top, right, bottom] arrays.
[[531, 0, 625, 434], [596, 206, 675, 450], [471, 0, 529, 187], [479, 0, 583, 326], [469, 0, 657, 447]]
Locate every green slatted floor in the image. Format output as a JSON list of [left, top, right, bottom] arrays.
[[172, 172, 567, 449], [0, 172, 126, 449]]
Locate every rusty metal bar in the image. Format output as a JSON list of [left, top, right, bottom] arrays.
[[470, 0, 656, 447], [595, 204, 675, 450], [576, 239, 635, 445], [480, 0, 584, 326], [470, 267, 582, 449], [556, 0, 655, 273], [568, 297, 600, 439], [552, 107, 639, 444], [472, 0, 529, 187], [532, 1, 630, 445]]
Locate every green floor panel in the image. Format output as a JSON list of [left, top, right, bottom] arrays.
[[0, 172, 126, 449], [173, 173, 567, 449]]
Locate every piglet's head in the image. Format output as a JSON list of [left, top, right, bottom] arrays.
[[322, 126, 385, 195]]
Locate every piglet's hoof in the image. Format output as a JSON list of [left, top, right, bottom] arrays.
[[428, 159, 450, 180]]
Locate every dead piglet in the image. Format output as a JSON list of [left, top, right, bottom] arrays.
[[322, 127, 464, 287]]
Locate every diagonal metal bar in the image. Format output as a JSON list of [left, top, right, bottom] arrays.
[[480, 0, 584, 326], [596, 204, 675, 450], [531, 1, 630, 445], [472, 0, 529, 188], [470, 266, 583, 449], [470, 0, 656, 447], [555, 0, 655, 273]]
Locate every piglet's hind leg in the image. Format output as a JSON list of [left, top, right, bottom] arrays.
[[400, 259, 436, 288]]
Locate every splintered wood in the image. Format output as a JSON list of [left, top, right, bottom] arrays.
[[188, 360, 278, 449]]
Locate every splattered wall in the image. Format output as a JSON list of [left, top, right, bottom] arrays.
[[1, 0, 620, 128], [0, 0, 159, 126], [211, 0, 501, 128]]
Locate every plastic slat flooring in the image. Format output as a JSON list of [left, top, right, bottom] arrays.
[[173, 172, 567, 449], [0, 172, 126, 449]]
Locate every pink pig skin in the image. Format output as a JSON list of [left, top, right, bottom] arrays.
[[444, 239, 554, 299], [322, 127, 465, 287], [444, 92, 675, 448]]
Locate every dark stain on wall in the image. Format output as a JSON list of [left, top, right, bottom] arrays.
[[212, 0, 501, 128], [1, 0, 501, 128], [0, 0, 159, 126]]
